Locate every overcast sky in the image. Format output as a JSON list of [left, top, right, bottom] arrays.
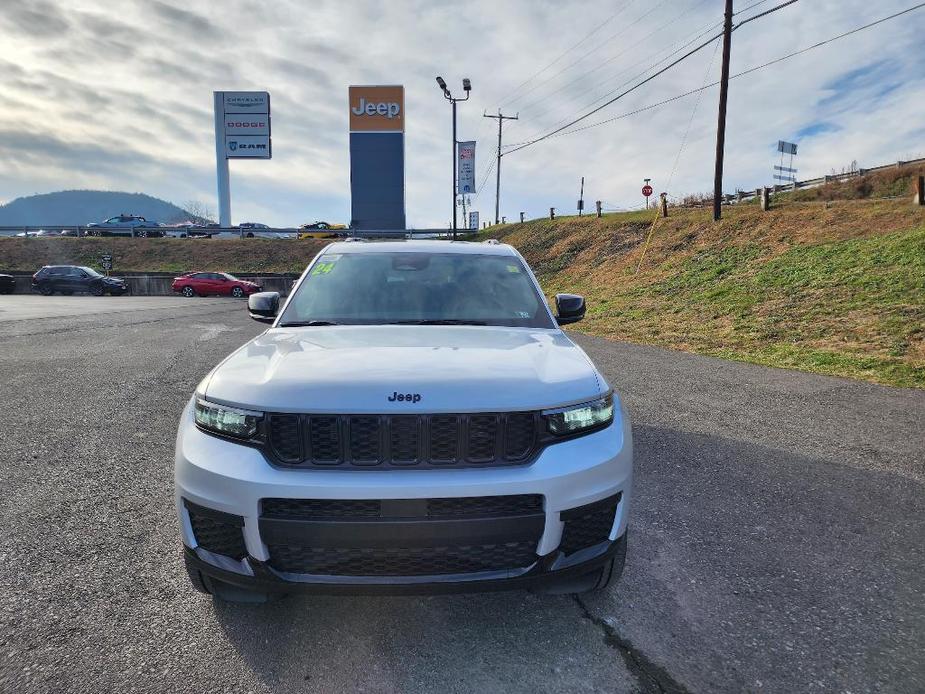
[[1, 0, 923, 227]]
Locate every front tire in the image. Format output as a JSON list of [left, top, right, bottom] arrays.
[[231, 286, 244, 298], [184, 553, 283, 603], [586, 531, 627, 593], [181, 286, 196, 298]]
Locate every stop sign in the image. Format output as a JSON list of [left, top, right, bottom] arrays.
[[642, 184, 653, 197]]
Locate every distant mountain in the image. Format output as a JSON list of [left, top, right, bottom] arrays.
[[0, 190, 211, 226]]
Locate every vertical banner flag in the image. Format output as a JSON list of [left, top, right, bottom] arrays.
[[468, 211, 479, 230], [457, 141, 476, 194]]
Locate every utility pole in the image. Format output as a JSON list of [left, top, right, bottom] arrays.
[[713, 0, 734, 222], [578, 176, 585, 216], [484, 110, 518, 224]]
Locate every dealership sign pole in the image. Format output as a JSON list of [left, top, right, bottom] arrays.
[[213, 91, 271, 228]]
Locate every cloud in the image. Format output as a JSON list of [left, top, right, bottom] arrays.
[[146, 1, 219, 37], [0, 0, 923, 226], [0, 1, 70, 37]]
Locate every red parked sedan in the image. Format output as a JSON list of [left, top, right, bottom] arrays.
[[171, 272, 262, 298]]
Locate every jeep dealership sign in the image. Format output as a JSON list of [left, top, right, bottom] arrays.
[[348, 85, 406, 229], [348, 85, 404, 132]]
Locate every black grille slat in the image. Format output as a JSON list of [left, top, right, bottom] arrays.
[[348, 416, 382, 464], [262, 499, 382, 519], [427, 495, 543, 518], [309, 416, 342, 464], [262, 495, 543, 520], [505, 413, 537, 460], [389, 416, 421, 464], [429, 415, 460, 464], [268, 414, 302, 462], [467, 415, 499, 462], [266, 542, 537, 576], [268, 412, 541, 468]]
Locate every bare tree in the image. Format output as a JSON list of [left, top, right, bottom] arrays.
[[181, 200, 216, 223]]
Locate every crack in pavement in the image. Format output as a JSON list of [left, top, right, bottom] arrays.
[[573, 595, 691, 694]]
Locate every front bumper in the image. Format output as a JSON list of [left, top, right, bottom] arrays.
[[175, 398, 633, 592]]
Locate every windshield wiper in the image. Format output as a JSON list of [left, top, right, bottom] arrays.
[[277, 320, 340, 327], [388, 319, 488, 326]]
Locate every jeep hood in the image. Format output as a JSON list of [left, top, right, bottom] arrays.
[[202, 325, 606, 413]]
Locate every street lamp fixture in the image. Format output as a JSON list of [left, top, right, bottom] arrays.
[[435, 76, 472, 239]]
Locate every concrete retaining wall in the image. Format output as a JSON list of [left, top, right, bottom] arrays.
[[1, 273, 296, 296]]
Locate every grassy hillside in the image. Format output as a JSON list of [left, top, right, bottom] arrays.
[[485, 199, 925, 388], [0, 237, 328, 274]]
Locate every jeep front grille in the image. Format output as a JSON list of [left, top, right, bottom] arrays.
[[264, 412, 540, 468]]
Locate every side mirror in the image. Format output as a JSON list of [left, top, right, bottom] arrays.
[[555, 293, 585, 325], [248, 291, 280, 324]]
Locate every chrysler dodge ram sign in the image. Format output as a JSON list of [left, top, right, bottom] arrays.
[[216, 91, 271, 159]]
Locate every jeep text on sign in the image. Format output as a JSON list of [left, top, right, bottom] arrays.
[[349, 85, 404, 132]]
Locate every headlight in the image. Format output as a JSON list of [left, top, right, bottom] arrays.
[[194, 397, 262, 439], [543, 394, 614, 436]]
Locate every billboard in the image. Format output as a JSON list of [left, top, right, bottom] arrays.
[[216, 90, 271, 160], [349, 85, 406, 229], [349, 85, 405, 132], [778, 140, 797, 155], [457, 141, 476, 195]]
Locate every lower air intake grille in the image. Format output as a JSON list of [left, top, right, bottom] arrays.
[[185, 500, 247, 560], [266, 542, 538, 576], [559, 494, 622, 555], [260, 494, 545, 577]]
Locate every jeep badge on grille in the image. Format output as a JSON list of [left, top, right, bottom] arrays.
[[388, 392, 422, 403]]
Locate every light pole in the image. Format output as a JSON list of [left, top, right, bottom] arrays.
[[436, 76, 471, 240]]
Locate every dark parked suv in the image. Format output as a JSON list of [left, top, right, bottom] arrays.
[[32, 266, 130, 296]]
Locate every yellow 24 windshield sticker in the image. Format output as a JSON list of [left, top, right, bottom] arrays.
[[311, 255, 341, 276]]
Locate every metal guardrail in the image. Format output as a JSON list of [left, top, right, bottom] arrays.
[[0, 226, 474, 239], [727, 156, 925, 204]]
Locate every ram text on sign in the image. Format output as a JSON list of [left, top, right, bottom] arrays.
[[457, 141, 476, 194], [349, 85, 404, 132], [225, 135, 271, 158]]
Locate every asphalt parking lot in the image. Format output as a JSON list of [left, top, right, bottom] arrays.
[[0, 296, 922, 693]]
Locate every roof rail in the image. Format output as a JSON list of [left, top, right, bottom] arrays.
[[340, 237, 367, 243], [483, 239, 501, 245]]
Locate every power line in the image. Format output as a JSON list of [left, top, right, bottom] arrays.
[[503, 0, 802, 156], [501, 2, 925, 146], [503, 32, 722, 155], [518, 0, 715, 119], [523, 14, 724, 136], [502, 0, 674, 109], [499, 0, 638, 106]]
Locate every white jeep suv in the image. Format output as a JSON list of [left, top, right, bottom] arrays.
[[175, 240, 633, 601]]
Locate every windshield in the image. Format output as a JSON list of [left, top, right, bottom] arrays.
[[79, 266, 102, 277], [279, 251, 555, 328], [221, 273, 239, 281]]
